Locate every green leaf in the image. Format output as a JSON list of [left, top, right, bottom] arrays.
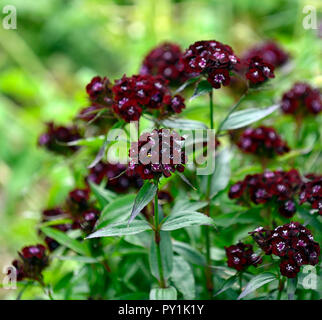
[[97, 193, 136, 228], [173, 241, 206, 266], [220, 104, 279, 131], [287, 277, 297, 300], [238, 272, 277, 300], [89, 181, 116, 209], [171, 256, 195, 299], [149, 286, 177, 300], [190, 80, 212, 101], [149, 231, 173, 280], [210, 148, 231, 198], [67, 135, 105, 147], [161, 212, 214, 231], [214, 275, 238, 297], [175, 76, 200, 93], [171, 200, 208, 216], [128, 181, 158, 224], [86, 220, 152, 239], [41, 227, 90, 256], [161, 118, 208, 130]]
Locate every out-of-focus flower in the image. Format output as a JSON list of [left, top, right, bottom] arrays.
[[237, 126, 290, 158], [243, 41, 289, 68], [228, 170, 302, 218], [281, 82, 322, 115], [38, 122, 81, 155], [299, 174, 322, 215], [140, 42, 188, 85], [9, 245, 49, 281], [245, 56, 275, 85], [86, 161, 143, 193]]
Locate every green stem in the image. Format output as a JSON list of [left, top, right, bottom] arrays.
[[154, 186, 166, 288], [238, 272, 243, 294], [203, 91, 214, 298]]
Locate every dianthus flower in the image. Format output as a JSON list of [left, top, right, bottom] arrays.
[[245, 56, 275, 85], [112, 74, 185, 122], [228, 170, 302, 218], [182, 40, 240, 89], [86, 161, 143, 193], [299, 174, 322, 215], [225, 242, 262, 271], [140, 42, 188, 85], [38, 122, 81, 155], [237, 126, 290, 158], [250, 222, 320, 278], [9, 245, 49, 282], [281, 82, 322, 115], [243, 41, 289, 68], [128, 129, 186, 180]]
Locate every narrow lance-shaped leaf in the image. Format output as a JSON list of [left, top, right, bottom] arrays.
[[220, 104, 279, 131], [171, 256, 196, 299], [86, 220, 152, 239], [161, 211, 215, 231], [89, 181, 116, 209], [41, 227, 90, 256], [149, 286, 177, 300], [210, 148, 231, 198], [160, 118, 208, 130], [190, 80, 213, 101], [128, 181, 158, 224], [238, 272, 277, 300]]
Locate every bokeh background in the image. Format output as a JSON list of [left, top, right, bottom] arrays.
[[0, 0, 321, 299]]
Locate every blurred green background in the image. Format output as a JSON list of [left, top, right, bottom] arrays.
[[0, 0, 321, 298]]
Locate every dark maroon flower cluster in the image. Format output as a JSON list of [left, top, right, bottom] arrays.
[[112, 74, 185, 122], [229, 170, 302, 218], [86, 161, 143, 193], [250, 222, 320, 278], [237, 126, 290, 158], [182, 40, 239, 89], [281, 82, 322, 115], [299, 174, 322, 215], [128, 129, 186, 180], [225, 242, 262, 271], [140, 42, 188, 85], [245, 56, 275, 85], [38, 122, 81, 155], [9, 245, 49, 281], [86, 76, 113, 106], [243, 41, 289, 68]]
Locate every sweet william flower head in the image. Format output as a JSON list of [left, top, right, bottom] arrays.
[[38, 122, 81, 155], [245, 56, 275, 85], [225, 242, 262, 271], [86, 161, 143, 193], [86, 76, 113, 106], [281, 82, 322, 116], [128, 129, 187, 180], [140, 42, 188, 85], [11, 244, 49, 281], [243, 41, 289, 68], [182, 40, 239, 89], [251, 222, 320, 278], [237, 126, 290, 158]]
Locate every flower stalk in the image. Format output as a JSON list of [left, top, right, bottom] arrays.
[[154, 182, 166, 288]]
